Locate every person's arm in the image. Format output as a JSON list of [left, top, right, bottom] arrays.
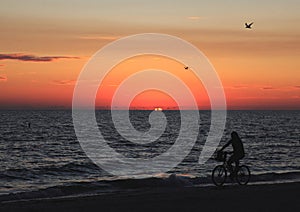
[[220, 140, 231, 151]]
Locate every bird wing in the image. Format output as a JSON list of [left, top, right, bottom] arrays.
[[249, 22, 254, 26]]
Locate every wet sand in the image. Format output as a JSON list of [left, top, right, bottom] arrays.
[[1, 182, 299, 212]]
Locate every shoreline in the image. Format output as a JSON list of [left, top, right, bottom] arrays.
[[1, 182, 299, 212]]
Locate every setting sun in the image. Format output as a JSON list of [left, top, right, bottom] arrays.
[[154, 107, 163, 111]]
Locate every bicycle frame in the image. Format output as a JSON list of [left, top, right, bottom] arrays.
[[221, 152, 236, 176]]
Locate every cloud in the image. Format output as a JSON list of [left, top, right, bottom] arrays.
[[261, 86, 275, 90], [0, 76, 7, 82], [0, 53, 79, 62], [51, 80, 76, 85], [291, 95, 300, 99], [79, 35, 121, 41], [0, 64, 4, 66], [227, 85, 300, 91], [224, 84, 249, 90], [230, 85, 249, 89], [187, 16, 203, 20], [257, 85, 300, 91]]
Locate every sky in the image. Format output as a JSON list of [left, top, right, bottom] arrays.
[[0, 0, 299, 109]]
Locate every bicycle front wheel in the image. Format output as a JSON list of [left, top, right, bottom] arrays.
[[212, 165, 227, 187], [236, 165, 251, 185]]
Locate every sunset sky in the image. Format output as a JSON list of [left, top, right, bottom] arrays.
[[0, 0, 299, 110]]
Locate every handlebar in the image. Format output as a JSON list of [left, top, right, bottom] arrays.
[[215, 150, 232, 162]]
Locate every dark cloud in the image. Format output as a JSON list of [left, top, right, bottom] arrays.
[[0, 76, 7, 81], [294, 85, 300, 89], [262, 86, 274, 90], [0, 53, 79, 62]]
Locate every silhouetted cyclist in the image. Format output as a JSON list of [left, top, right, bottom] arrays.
[[219, 131, 245, 178]]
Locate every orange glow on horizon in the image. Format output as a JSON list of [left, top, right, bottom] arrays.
[[95, 55, 210, 110]]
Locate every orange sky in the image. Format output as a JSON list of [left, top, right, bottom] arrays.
[[0, 0, 299, 110], [96, 55, 209, 110]]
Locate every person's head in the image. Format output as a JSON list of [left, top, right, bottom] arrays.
[[231, 131, 239, 139]]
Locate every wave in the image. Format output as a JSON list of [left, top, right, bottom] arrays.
[[1, 171, 299, 203], [0, 161, 104, 180], [249, 171, 300, 182]]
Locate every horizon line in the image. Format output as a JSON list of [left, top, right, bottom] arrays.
[[0, 108, 299, 111]]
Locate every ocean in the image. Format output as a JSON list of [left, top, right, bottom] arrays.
[[0, 110, 299, 201]]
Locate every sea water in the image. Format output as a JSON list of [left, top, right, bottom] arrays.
[[0, 110, 299, 199]]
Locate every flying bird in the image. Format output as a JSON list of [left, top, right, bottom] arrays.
[[184, 66, 189, 70], [245, 22, 254, 29]]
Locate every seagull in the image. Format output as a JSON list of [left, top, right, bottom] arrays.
[[184, 66, 189, 70], [245, 22, 254, 29]]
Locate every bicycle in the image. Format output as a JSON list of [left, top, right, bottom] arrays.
[[212, 151, 251, 187]]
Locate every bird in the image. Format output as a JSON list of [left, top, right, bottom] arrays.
[[245, 22, 254, 29], [184, 66, 189, 70]]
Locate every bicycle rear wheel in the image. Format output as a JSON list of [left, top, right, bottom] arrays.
[[236, 165, 251, 185], [212, 165, 227, 187]]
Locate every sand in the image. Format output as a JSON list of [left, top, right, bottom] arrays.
[[1, 182, 299, 212]]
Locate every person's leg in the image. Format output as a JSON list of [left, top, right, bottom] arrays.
[[227, 155, 235, 176], [234, 160, 240, 175]]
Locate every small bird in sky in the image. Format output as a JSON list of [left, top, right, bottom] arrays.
[[245, 22, 254, 29], [184, 66, 189, 70]]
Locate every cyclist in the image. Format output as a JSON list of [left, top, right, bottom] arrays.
[[219, 131, 245, 179]]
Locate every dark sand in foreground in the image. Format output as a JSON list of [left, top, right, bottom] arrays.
[[1, 182, 299, 212]]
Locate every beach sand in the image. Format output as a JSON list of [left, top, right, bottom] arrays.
[[1, 182, 299, 212]]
